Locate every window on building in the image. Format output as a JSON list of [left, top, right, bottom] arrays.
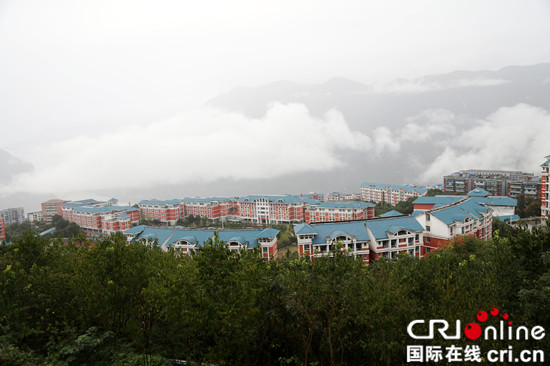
[[426, 226, 431, 232], [426, 213, 431, 221], [426, 237, 431, 243]]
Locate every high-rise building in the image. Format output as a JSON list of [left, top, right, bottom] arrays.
[[541, 155, 550, 219], [41, 199, 69, 223], [0, 217, 5, 242], [1, 207, 25, 225], [443, 169, 541, 198], [361, 183, 427, 205]]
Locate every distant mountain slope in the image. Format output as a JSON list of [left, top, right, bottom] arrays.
[[207, 63, 550, 132], [0, 149, 32, 184]]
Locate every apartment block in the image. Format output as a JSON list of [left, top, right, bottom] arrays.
[[61, 199, 138, 236], [41, 199, 69, 223], [237, 195, 315, 224], [305, 201, 375, 223], [443, 169, 541, 198], [1, 207, 25, 225], [361, 183, 428, 205], [0, 217, 5, 243], [124, 225, 279, 261], [542, 155, 550, 219], [295, 216, 424, 264]]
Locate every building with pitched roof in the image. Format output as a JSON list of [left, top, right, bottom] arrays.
[[412, 196, 493, 250], [138, 199, 184, 225], [124, 225, 279, 261], [360, 183, 428, 205], [305, 201, 375, 223], [295, 216, 425, 264], [182, 197, 238, 220], [542, 155, 550, 219], [237, 195, 313, 224], [61, 199, 138, 236]]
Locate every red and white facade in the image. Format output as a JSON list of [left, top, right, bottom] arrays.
[[0, 217, 5, 242], [413, 198, 492, 252], [138, 200, 183, 225], [295, 216, 425, 265], [182, 198, 238, 220], [41, 199, 68, 223], [237, 195, 308, 224], [542, 155, 550, 219], [61, 199, 139, 236], [361, 183, 428, 205], [304, 202, 375, 223]]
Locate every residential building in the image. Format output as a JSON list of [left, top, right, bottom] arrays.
[[298, 192, 324, 201], [27, 211, 43, 222], [305, 201, 375, 223], [361, 183, 428, 205], [61, 199, 138, 236], [124, 225, 279, 261], [41, 199, 69, 223], [413, 188, 517, 221], [0, 217, 5, 242], [443, 169, 541, 198], [237, 195, 314, 224], [326, 192, 362, 201], [1, 207, 25, 225], [412, 196, 493, 251], [138, 199, 183, 225], [182, 197, 238, 220], [542, 155, 550, 219], [294, 216, 424, 264]]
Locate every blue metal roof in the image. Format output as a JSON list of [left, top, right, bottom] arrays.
[[299, 221, 372, 244], [72, 205, 137, 214], [124, 226, 278, 249], [365, 217, 424, 240], [413, 196, 464, 205], [255, 228, 279, 238], [361, 182, 428, 194], [317, 201, 375, 209], [294, 223, 318, 235], [379, 210, 404, 218], [497, 214, 520, 222], [468, 188, 489, 197], [431, 200, 487, 225], [470, 196, 517, 207]]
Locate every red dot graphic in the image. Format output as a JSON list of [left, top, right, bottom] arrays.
[[503, 313, 509, 320], [464, 323, 482, 340], [508, 321, 513, 326], [476, 310, 488, 322], [490, 308, 499, 316]]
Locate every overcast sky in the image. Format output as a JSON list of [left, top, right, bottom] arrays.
[[1, 0, 550, 209]]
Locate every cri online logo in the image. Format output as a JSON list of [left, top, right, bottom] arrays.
[[407, 308, 545, 341]]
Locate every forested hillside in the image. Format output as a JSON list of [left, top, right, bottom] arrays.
[[1, 222, 548, 365]]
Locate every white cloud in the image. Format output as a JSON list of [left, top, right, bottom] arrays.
[[416, 103, 550, 183], [400, 109, 457, 142], [0, 103, 372, 195]]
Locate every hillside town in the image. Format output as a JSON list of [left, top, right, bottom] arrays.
[[2, 155, 548, 265]]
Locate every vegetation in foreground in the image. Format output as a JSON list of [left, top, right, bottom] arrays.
[[0, 221, 548, 365]]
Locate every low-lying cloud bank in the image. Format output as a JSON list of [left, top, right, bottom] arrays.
[[412, 103, 550, 183], [0, 103, 371, 195]]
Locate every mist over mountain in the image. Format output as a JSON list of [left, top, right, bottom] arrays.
[[0, 149, 33, 184], [207, 63, 550, 132], [1, 63, 550, 212]]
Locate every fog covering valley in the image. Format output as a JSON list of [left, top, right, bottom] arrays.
[[1, 63, 549, 211]]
